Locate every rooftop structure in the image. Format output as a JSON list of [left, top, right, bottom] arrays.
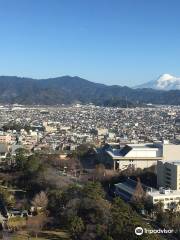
[[146, 187, 180, 211], [114, 179, 180, 211], [106, 142, 180, 170], [114, 178, 151, 201]]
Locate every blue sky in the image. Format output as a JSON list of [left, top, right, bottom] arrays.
[[0, 0, 180, 86]]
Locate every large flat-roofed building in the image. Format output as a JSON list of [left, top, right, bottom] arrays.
[[114, 179, 180, 211], [105, 142, 180, 170], [146, 188, 180, 211], [114, 178, 150, 201], [157, 160, 180, 190]]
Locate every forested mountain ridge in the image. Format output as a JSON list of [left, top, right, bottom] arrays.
[[0, 75, 180, 106]]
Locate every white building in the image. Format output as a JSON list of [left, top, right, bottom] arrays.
[[97, 128, 108, 136], [114, 179, 180, 211], [146, 188, 180, 211], [106, 142, 180, 170], [96, 128, 108, 141]]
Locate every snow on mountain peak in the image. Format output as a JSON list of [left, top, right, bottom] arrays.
[[135, 73, 180, 90], [156, 73, 180, 90], [158, 73, 175, 81]]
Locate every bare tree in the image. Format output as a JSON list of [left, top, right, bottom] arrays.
[[31, 191, 48, 212], [131, 177, 145, 203]]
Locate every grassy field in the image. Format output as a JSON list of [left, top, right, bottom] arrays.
[[10, 230, 70, 240]]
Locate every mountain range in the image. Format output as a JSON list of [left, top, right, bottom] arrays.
[[0, 75, 180, 106], [135, 73, 180, 90]]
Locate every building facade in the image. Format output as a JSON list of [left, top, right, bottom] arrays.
[[157, 160, 180, 190], [0, 134, 11, 143], [105, 142, 180, 171], [146, 188, 180, 211], [114, 179, 180, 211]]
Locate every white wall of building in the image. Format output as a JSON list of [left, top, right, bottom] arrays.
[[147, 189, 180, 211], [163, 144, 180, 161], [126, 148, 160, 158]]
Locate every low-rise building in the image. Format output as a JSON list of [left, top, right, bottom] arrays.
[[0, 133, 11, 143], [106, 142, 162, 170], [106, 142, 180, 170], [146, 188, 180, 211], [0, 143, 9, 162], [114, 179, 180, 211]]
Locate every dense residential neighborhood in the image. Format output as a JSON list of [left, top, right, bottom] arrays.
[[1, 0, 180, 239], [0, 104, 179, 239]]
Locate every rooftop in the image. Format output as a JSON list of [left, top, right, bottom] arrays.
[[163, 160, 180, 165], [106, 142, 162, 159], [147, 189, 180, 197], [170, 160, 180, 165]]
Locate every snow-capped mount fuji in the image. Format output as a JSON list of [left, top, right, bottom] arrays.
[[135, 74, 180, 90]]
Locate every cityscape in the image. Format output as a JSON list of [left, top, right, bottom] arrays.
[[1, 0, 180, 239], [0, 103, 179, 239]]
